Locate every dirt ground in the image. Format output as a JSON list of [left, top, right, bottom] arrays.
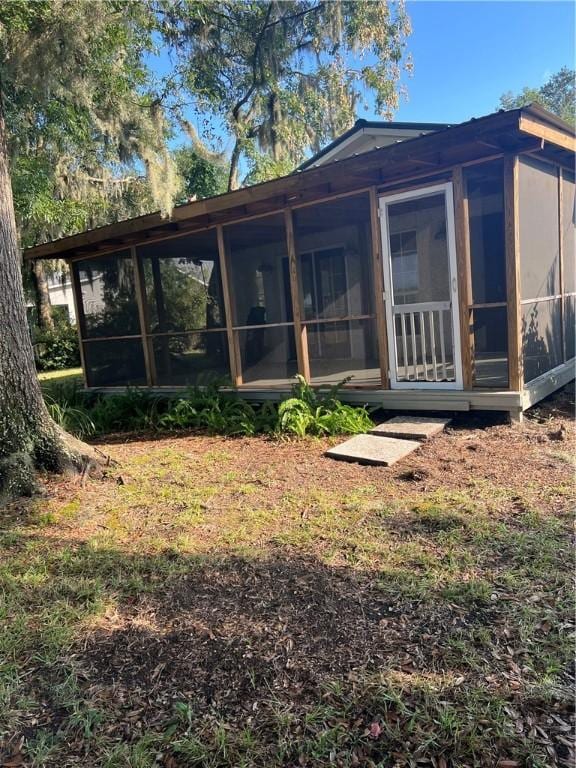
[[1, 385, 574, 767]]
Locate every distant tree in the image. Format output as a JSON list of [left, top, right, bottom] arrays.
[[158, 0, 412, 189], [0, 0, 179, 501], [500, 67, 575, 124], [173, 147, 228, 202]]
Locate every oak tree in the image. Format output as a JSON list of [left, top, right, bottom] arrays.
[[158, 0, 412, 189]]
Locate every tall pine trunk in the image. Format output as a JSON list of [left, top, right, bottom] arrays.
[[0, 99, 94, 502], [30, 259, 55, 330]]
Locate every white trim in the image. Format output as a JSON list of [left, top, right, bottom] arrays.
[[522, 358, 575, 409], [307, 127, 441, 168], [379, 182, 464, 391]]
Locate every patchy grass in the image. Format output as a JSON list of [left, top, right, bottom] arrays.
[[0, 387, 574, 767], [38, 367, 83, 388]]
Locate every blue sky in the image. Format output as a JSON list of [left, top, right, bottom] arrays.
[[387, 0, 575, 124]]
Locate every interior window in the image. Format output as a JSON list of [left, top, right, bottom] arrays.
[[390, 230, 419, 299]]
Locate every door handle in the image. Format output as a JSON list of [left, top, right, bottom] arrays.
[[452, 277, 457, 293]]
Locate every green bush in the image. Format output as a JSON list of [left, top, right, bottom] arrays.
[[34, 323, 80, 371], [88, 389, 165, 434], [277, 375, 373, 437], [43, 377, 373, 440]]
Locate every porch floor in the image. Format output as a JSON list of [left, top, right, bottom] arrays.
[[240, 356, 509, 389]]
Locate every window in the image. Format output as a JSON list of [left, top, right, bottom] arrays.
[[390, 230, 419, 298]]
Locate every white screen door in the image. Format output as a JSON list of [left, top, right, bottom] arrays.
[[379, 183, 463, 389]]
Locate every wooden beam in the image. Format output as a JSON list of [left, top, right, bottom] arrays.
[[504, 155, 523, 391], [284, 208, 310, 381], [216, 225, 242, 386], [519, 115, 576, 153], [369, 187, 389, 388], [68, 260, 89, 388], [452, 166, 474, 389], [132, 247, 156, 387]]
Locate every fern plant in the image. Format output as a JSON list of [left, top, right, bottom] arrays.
[[277, 376, 373, 437], [43, 375, 372, 439]]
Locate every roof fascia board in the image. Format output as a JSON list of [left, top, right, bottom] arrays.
[[307, 126, 447, 168], [518, 112, 576, 153], [308, 127, 367, 166]]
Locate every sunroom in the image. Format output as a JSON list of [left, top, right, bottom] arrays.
[[25, 105, 575, 420]]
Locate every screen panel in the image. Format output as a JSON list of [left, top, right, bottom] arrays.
[[386, 193, 450, 305], [562, 170, 575, 294], [224, 213, 293, 327], [465, 161, 506, 304], [565, 295, 575, 361], [75, 251, 141, 338], [472, 306, 509, 388], [138, 231, 225, 333], [307, 319, 380, 385], [153, 331, 230, 386], [518, 157, 560, 300], [294, 194, 374, 319], [83, 339, 146, 387], [522, 298, 563, 382], [236, 326, 297, 385]]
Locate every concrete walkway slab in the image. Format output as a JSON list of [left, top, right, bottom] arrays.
[[326, 434, 420, 466], [370, 416, 451, 441]]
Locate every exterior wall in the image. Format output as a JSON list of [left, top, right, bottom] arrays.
[[26, 273, 105, 325]]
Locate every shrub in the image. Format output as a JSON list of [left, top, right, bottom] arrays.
[[43, 377, 373, 440], [158, 384, 272, 437], [88, 389, 166, 434], [34, 323, 80, 371], [43, 381, 95, 439], [277, 375, 373, 437]]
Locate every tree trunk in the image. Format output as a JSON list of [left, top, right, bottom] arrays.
[[30, 259, 55, 330], [228, 139, 241, 192], [0, 99, 97, 503]]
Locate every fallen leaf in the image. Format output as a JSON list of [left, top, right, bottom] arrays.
[[369, 721, 382, 739]]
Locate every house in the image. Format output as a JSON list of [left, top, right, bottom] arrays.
[[24, 105, 575, 421], [27, 271, 104, 325]]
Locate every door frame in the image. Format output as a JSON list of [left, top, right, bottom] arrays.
[[379, 182, 463, 390]]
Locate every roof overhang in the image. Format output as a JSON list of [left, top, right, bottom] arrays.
[[24, 105, 575, 263], [297, 119, 452, 170]]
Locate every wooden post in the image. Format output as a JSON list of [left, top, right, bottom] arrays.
[[504, 155, 523, 392], [558, 167, 566, 362], [132, 246, 156, 386], [284, 208, 311, 381], [369, 187, 389, 388], [452, 166, 474, 389], [216, 225, 242, 386], [68, 259, 89, 388]]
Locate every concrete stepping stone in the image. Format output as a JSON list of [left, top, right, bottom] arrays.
[[370, 415, 451, 441], [325, 434, 420, 466]]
